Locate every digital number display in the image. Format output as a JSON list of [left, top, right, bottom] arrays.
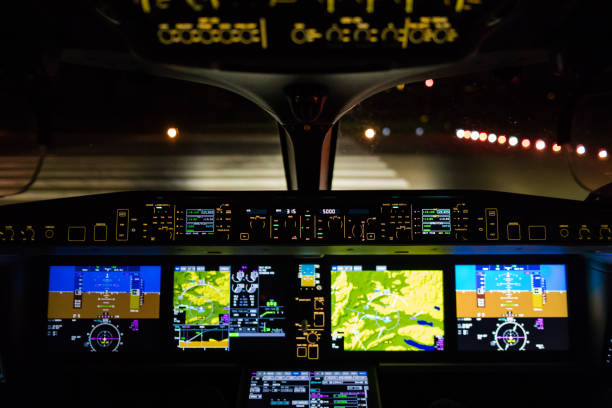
[[422, 208, 451, 235], [455, 264, 569, 351], [185, 208, 215, 235]]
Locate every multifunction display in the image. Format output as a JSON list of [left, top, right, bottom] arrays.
[[456, 264, 569, 351], [247, 370, 370, 408], [173, 264, 288, 351], [331, 264, 444, 352]]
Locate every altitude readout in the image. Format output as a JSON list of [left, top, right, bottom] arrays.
[[422, 208, 451, 235], [186, 209, 215, 235]]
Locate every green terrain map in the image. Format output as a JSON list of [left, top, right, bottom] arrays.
[[173, 270, 230, 325], [331, 269, 444, 351]]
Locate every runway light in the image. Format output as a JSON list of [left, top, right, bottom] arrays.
[[498, 135, 507, 144], [382, 127, 391, 136], [535, 139, 546, 151], [598, 149, 608, 159], [521, 139, 531, 149], [166, 127, 178, 138], [488, 133, 497, 143], [508, 136, 519, 146], [456, 129, 464, 139], [416, 127, 424, 136], [364, 128, 376, 139], [576, 144, 586, 155], [479, 132, 487, 142], [471, 131, 479, 141], [425, 78, 434, 88], [552, 143, 562, 153]]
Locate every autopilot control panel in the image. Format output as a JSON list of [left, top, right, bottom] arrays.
[[1, 191, 612, 246]]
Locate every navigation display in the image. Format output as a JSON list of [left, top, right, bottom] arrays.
[[47, 265, 162, 352], [247, 370, 370, 408], [331, 265, 444, 352], [173, 264, 287, 351], [456, 264, 569, 351]]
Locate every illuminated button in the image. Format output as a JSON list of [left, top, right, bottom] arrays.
[[485, 208, 499, 240], [313, 312, 324, 327], [240, 232, 250, 240], [366, 232, 375, 240], [506, 222, 521, 241], [116, 209, 129, 241], [44, 228, 55, 239], [559, 226, 570, 239], [578, 225, 592, 240], [528, 225, 546, 241], [296, 346, 307, 358], [307, 344, 319, 360], [93, 223, 108, 242], [600, 225, 611, 240], [68, 226, 86, 242]]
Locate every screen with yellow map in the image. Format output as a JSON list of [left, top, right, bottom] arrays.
[[331, 265, 444, 352], [173, 264, 287, 351]]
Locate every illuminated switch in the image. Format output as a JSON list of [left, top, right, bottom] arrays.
[[240, 232, 250, 240], [314, 311, 324, 327], [528, 225, 546, 241], [314, 298, 324, 310], [307, 344, 319, 360], [559, 225, 570, 239], [67, 226, 86, 242], [94, 223, 108, 242], [506, 222, 521, 240], [116, 209, 129, 241], [485, 208, 499, 240], [296, 346, 307, 358]]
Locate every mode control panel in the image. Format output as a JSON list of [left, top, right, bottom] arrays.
[[0, 191, 611, 246]]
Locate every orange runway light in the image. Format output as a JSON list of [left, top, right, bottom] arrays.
[[479, 132, 487, 142], [521, 139, 531, 149], [498, 135, 507, 144], [166, 127, 178, 138], [364, 128, 376, 139], [552, 143, 562, 153], [425, 78, 434, 88]]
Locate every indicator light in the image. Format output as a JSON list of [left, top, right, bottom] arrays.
[[425, 78, 434, 87], [364, 128, 376, 139], [166, 127, 178, 138]]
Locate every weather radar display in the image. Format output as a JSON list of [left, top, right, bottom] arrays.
[[331, 265, 444, 352], [455, 264, 569, 351]]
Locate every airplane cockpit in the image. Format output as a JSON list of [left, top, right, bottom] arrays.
[[1, 1, 612, 407]]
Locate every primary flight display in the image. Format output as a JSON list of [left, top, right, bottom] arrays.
[[455, 264, 569, 351]]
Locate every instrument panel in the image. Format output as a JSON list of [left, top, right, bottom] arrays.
[[43, 256, 578, 362], [96, 0, 504, 70], [1, 191, 611, 246]]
